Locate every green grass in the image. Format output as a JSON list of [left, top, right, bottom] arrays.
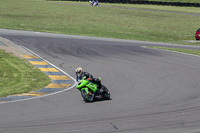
[[0, 50, 50, 97], [148, 46, 200, 56], [100, 3, 200, 14], [0, 0, 200, 46]]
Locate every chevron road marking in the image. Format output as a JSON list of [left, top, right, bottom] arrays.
[[48, 75, 71, 80], [16, 92, 50, 97], [39, 68, 59, 72], [45, 83, 71, 88], [29, 61, 49, 65], [21, 55, 39, 59]]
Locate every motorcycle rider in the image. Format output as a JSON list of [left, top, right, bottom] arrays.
[[90, 0, 98, 6], [75, 67, 102, 94]]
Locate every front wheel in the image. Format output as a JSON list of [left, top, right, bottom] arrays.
[[101, 85, 110, 100], [81, 89, 94, 102]]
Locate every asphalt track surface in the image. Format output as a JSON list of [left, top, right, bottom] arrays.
[[1, 29, 200, 133]]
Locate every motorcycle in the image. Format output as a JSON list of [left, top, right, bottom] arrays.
[[89, 0, 99, 6], [76, 76, 110, 102]]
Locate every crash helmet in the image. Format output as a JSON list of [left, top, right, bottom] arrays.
[[75, 67, 83, 75]]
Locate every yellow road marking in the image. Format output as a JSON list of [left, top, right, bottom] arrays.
[[39, 68, 59, 72], [29, 61, 48, 65], [22, 55, 38, 59], [45, 83, 71, 88], [48, 75, 71, 80], [16, 92, 49, 97]]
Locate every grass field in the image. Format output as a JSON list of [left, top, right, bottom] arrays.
[[0, 0, 200, 46], [100, 3, 200, 14], [0, 50, 50, 97]]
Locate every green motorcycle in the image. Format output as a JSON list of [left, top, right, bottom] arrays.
[[76, 76, 110, 102]]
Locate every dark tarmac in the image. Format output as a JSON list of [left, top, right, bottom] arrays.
[[1, 29, 200, 133]]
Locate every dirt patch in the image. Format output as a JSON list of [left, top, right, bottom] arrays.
[[0, 37, 32, 58]]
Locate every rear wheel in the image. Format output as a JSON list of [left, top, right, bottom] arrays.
[[101, 85, 110, 100], [81, 89, 94, 102]]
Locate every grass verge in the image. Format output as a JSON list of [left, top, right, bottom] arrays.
[[148, 46, 200, 56], [0, 0, 200, 46], [0, 50, 50, 97]]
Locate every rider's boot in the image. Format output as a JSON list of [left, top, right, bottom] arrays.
[[95, 88, 102, 99], [96, 85, 101, 95]]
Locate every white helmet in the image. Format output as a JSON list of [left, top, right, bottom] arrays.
[[75, 67, 83, 75]]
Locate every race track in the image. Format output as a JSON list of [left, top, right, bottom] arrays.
[[1, 29, 200, 133]]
